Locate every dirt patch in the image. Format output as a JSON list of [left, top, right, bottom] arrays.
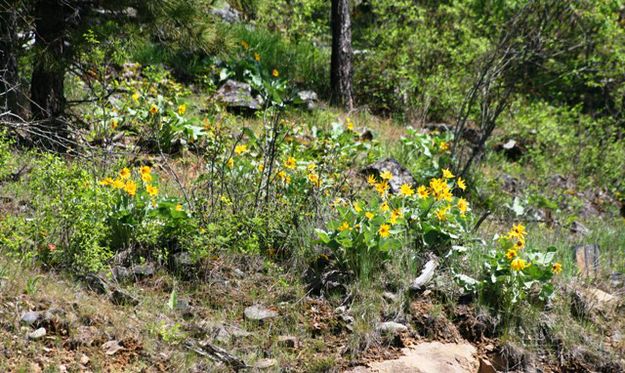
[[409, 300, 461, 343]]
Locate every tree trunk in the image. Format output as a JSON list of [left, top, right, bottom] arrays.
[[330, 0, 353, 110], [31, 0, 67, 139], [0, 4, 19, 116]]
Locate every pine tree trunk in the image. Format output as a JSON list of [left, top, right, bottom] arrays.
[[0, 4, 19, 116], [31, 0, 67, 139], [330, 0, 353, 110]]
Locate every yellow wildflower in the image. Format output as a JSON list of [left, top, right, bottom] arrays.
[[307, 163, 317, 172], [145, 184, 158, 197], [338, 221, 350, 232], [308, 172, 321, 187], [514, 239, 525, 251], [380, 170, 393, 180], [367, 174, 377, 185], [254, 53, 261, 62], [510, 257, 528, 271], [378, 224, 391, 238], [354, 202, 363, 213], [442, 168, 454, 179], [258, 164, 264, 172], [272, 69, 279, 77], [552, 262, 562, 274], [365, 212, 375, 220], [417, 185, 429, 199], [112, 178, 125, 190], [346, 117, 354, 131], [131, 92, 140, 102], [124, 180, 137, 196], [380, 201, 390, 212], [99, 177, 114, 186], [177, 104, 187, 115], [141, 172, 153, 183], [375, 181, 389, 196], [111, 118, 118, 130], [399, 183, 414, 197], [119, 168, 131, 180], [457, 177, 466, 191], [241, 40, 249, 49], [505, 249, 517, 260], [390, 209, 402, 224], [175, 204, 184, 212], [149, 104, 159, 115], [439, 141, 450, 152], [278, 170, 291, 184], [234, 144, 248, 155], [511, 223, 526, 238], [284, 157, 297, 170], [227, 158, 234, 168], [435, 206, 450, 221], [140, 166, 151, 176], [457, 198, 468, 215]]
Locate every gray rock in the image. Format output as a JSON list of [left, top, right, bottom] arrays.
[[296, 90, 318, 110], [210, 4, 241, 23], [244, 305, 278, 321], [20, 311, 41, 326], [382, 292, 398, 302], [362, 158, 416, 194], [376, 321, 408, 335], [28, 327, 46, 340], [570, 221, 590, 236], [73, 325, 99, 347], [215, 80, 264, 110], [102, 340, 124, 355], [215, 324, 252, 342]]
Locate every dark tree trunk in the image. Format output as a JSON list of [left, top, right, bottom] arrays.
[[0, 4, 19, 116], [31, 0, 67, 139], [330, 0, 353, 110]]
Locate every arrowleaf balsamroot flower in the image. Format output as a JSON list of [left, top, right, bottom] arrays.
[[417, 185, 429, 199], [552, 262, 562, 274], [367, 174, 377, 185], [175, 204, 184, 212], [177, 104, 187, 115], [234, 144, 248, 155], [119, 168, 131, 180], [338, 221, 350, 232], [365, 212, 375, 220], [284, 157, 297, 169], [442, 168, 454, 179], [380, 170, 393, 180], [510, 257, 529, 271], [457, 177, 466, 191], [378, 224, 391, 238], [457, 198, 469, 215], [149, 104, 159, 115], [146, 184, 158, 197], [124, 180, 137, 196], [399, 183, 414, 197], [272, 69, 279, 77], [505, 249, 517, 260]]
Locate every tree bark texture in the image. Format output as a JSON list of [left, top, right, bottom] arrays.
[[330, 0, 353, 110], [31, 0, 67, 137], [0, 3, 19, 115]]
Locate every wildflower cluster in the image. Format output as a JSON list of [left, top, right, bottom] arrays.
[[317, 168, 473, 277], [465, 224, 562, 318]]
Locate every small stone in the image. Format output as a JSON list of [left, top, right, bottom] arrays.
[[21, 311, 41, 326], [376, 321, 408, 335], [277, 335, 299, 349], [80, 354, 90, 365], [244, 305, 278, 321], [570, 221, 590, 236], [361, 158, 416, 194], [28, 327, 46, 340], [254, 358, 277, 369], [382, 292, 398, 302], [102, 340, 124, 355]]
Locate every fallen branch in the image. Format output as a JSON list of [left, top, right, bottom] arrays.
[[185, 339, 248, 371], [410, 255, 439, 291]]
